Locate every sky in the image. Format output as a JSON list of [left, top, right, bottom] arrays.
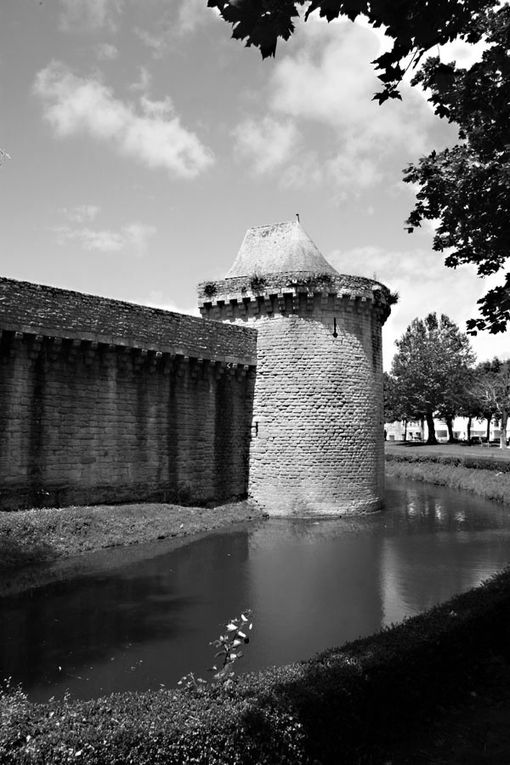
[[0, 0, 508, 370]]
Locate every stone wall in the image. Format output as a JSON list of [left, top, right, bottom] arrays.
[[0, 278, 256, 511], [199, 274, 390, 515]]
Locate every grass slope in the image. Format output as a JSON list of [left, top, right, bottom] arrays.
[[386, 443, 510, 505]]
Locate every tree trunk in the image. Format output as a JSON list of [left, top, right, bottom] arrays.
[[403, 418, 408, 442], [486, 415, 491, 442], [426, 411, 437, 444], [500, 408, 508, 449], [467, 416, 472, 443], [445, 416, 455, 442]]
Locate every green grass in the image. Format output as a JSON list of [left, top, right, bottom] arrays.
[[0, 502, 263, 575], [386, 440, 510, 462], [385, 442, 510, 505]]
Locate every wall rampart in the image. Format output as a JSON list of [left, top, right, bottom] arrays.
[[0, 278, 256, 511]]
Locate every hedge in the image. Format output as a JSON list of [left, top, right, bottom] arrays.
[[386, 451, 510, 473]]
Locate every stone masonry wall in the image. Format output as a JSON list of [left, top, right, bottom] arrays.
[[199, 276, 388, 515], [0, 278, 256, 511]]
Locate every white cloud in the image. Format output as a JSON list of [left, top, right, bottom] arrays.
[[52, 219, 156, 255], [134, 27, 168, 58], [135, 0, 215, 56], [59, 0, 124, 32], [95, 42, 119, 60], [122, 223, 157, 252], [233, 116, 300, 174], [34, 61, 214, 178], [438, 38, 491, 69], [53, 225, 123, 252], [130, 66, 152, 93], [59, 204, 100, 223], [328, 245, 510, 367], [177, 0, 210, 35], [139, 94, 173, 119], [233, 19, 445, 195], [279, 149, 324, 189], [325, 152, 382, 197], [270, 20, 434, 147]]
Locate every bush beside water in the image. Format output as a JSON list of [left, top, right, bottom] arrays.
[[2, 568, 510, 764]]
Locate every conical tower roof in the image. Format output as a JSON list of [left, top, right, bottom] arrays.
[[225, 219, 339, 278]]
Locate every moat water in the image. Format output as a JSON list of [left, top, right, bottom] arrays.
[[2, 477, 510, 702]]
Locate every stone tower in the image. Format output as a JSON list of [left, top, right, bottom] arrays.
[[198, 219, 392, 516]]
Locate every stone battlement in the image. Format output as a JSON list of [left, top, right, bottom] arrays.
[[198, 272, 392, 325]]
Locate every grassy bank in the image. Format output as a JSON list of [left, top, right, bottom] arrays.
[[0, 501, 264, 576], [386, 443, 510, 505], [1, 566, 509, 764]]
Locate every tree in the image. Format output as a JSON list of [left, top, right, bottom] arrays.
[[472, 359, 510, 448], [404, 4, 510, 335], [383, 372, 403, 424], [465, 360, 502, 442], [384, 370, 421, 441], [389, 313, 475, 444], [208, 0, 496, 102]]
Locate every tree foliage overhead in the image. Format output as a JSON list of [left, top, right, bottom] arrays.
[[207, 0, 496, 101], [404, 4, 510, 335], [389, 312, 475, 443]]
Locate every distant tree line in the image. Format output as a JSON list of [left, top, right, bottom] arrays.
[[384, 312, 510, 448]]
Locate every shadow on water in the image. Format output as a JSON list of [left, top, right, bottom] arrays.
[[1, 478, 510, 702], [0, 531, 251, 701]]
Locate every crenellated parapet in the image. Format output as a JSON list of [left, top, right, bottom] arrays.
[[198, 272, 393, 326]]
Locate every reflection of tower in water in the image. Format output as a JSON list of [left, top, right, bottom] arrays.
[[246, 520, 385, 666]]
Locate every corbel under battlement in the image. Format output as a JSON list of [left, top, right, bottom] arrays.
[[197, 272, 393, 325], [0, 329, 256, 379]]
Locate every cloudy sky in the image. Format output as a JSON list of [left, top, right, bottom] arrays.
[[1, 0, 508, 369]]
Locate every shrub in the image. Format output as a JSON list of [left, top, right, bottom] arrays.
[[386, 451, 510, 473], [249, 274, 267, 293], [203, 282, 218, 299], [289, 273, 334, 294]]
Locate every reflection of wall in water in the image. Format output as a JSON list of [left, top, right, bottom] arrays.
[[0, 530, 251, 699]]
